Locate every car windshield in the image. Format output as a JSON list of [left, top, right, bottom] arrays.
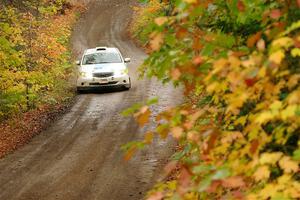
[[82, 52, 122, 65]]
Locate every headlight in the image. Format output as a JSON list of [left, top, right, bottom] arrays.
[[122, 68, 129, 75], [79, 72, 87, 77], [115, 68, 128, 76]]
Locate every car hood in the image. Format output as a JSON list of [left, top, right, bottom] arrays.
[[80, 63, 126, 73]]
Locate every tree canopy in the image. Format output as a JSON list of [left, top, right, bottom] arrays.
[[0, 0, 77, 120]]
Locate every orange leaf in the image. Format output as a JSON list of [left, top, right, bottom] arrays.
[[247, 32, 262, 48], [250, 139, 259, 155], [193, 38, 203, 50], [171, 68, 181, 81], [147, 192, 164, 200], [164, 161, 178, 175], [222, 176, 245, 188], [124, 147, 136, 161], [178, 167, 192, 194], [206, 181, 221, 193], [270, 9, 281, 19], [176, 28, 188, 39], [237, 0, 245, 12], [135, 106, 151, 127], [193, 56, 203, 65], [203, 129, 218, 154], [171, 126, 184, 139], [150, 32, 164, 51], [279, 156, 299, 173], [154, 17, 168, 26], [254, 165, 270, 181]]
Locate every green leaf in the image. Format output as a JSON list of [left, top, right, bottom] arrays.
[[292, 149, 300, 161], [147, 97, 159, 105], [201, 43, 215, 56], [192, 165, 215, 174], [212, 168, 231, 180], [121, 103, 143, 116], [198, 175, 212, 192]]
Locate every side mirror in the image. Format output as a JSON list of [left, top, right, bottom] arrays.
[[76, 60, 81, 65], [124, 58, 131, 63]]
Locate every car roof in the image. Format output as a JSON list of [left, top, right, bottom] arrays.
[[84, 47, 120, 55]]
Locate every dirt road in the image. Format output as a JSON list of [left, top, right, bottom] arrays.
[[0, 1, 180, 200]]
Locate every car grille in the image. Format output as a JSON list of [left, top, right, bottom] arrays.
[[93, 72, 114, 78], [89, 81, 118, 86]]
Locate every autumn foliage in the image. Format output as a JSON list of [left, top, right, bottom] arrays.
[[0, 0, 80, 121], [127, 0, 300, 199]]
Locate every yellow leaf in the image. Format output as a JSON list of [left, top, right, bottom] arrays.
[[279, 156, 299, 173], [272, 37, 294, 49], [287, 75, 300, 90], [255, 111, 274, 124], [291, 48, 300, 57], [287, 90, 300, 104], [290, 181, 300, 198], [144, 132, 154, 144], [246, 194, 259, 200], [212, 58, 228, 74], [259, 152, 283, 165], [183, 0, 197, 4], [277, 174, 291, 185], [206, 82, 218, 93], [269, 50, 285, 64], [156, 124, 169, 139], [281, 105, 297, 120], [270, 100, 282, 111], [258, 67, 266, 77], [259, 184, 279, 199], [253, 165, 270, 181], [228, 56, 241, 68]]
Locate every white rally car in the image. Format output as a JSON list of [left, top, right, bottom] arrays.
[[76, 47, 131, 92]]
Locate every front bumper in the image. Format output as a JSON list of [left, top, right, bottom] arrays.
[[77, 74, 130, 89]]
